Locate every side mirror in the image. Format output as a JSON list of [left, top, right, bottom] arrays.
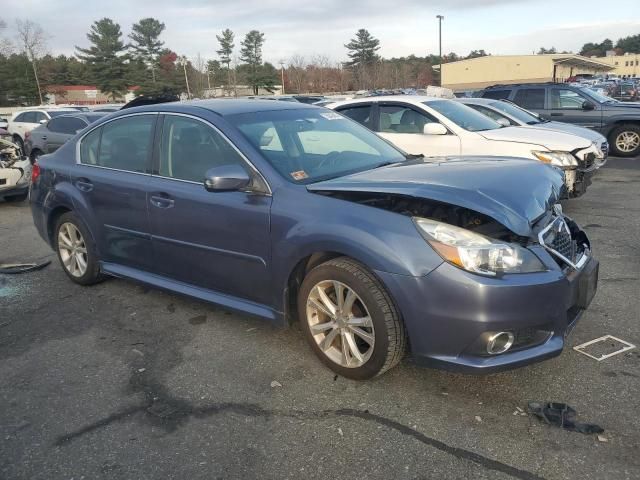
[[423, 123, 448, 135], [39, 119, 47, 124], [582, 101, 595, 111], [496, 118, 511, 127], [204, 164, 251, 192]]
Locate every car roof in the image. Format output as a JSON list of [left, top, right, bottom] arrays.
[[122, 99, 319, 117], [455, 98, 495, 106], [329, 95, 450, 109], [56, 112, 109, 121]]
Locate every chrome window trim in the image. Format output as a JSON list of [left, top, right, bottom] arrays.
[[157, 112, 272, 195], [538, 217, 590, 270], [75, 112, 159, 173]]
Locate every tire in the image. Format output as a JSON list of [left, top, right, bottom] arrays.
[[609, 124, 640, 157], [297, 257, 406, 380], [4, 192, 28, 202], [54, 212, 104, 285]]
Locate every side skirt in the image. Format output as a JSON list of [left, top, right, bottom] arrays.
[[100, 262, 285, 326]]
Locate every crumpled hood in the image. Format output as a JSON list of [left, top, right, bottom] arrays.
[[478, 126, 592, 151], [308, 157, 565, 237]]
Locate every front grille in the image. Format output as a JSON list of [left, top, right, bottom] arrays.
[[538, 216, 587, 268]]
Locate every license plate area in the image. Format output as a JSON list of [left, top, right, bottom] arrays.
[[576, 259, 598, 309]]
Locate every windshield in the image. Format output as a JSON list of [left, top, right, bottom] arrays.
[[425, 100, 502, 131], [227, 109, 406, 184], [489, 101, 541, 125], [579, 87, 618, 104]]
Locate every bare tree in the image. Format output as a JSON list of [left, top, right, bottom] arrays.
[[287, 54, 307, 93], [16, 19, 47, 104], [0, 18, 13, 56]]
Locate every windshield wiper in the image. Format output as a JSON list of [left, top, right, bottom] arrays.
[[404, 153, 425, 160]]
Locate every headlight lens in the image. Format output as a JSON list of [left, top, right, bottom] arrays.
[[532, 150, 578, 169], [413, 218, 546, 276]]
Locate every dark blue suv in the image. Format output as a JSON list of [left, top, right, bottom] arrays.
[[30, 100, 599, 379]]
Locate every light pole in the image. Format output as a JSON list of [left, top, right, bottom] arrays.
[[279, 60, 286, 95], [178, 56, 191, 99], [436, 15, 444, 86]]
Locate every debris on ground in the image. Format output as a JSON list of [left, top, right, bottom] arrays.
[[270, 380, 282, 388], [573, 335, 636, 361], [0, 260, 51, 274], [474, 415, 482, 422], [528, 402, 604, 434], [597, 435, 608, 442]]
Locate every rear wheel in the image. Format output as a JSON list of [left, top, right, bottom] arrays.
[[54, 212, 104, 285], [298, 257, 406, 379], [609, 124, 640, 157]]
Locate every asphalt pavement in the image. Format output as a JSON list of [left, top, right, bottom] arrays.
[[1, 158, 639, 480]]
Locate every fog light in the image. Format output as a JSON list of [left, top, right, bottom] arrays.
[[486, 332, 514, 355]]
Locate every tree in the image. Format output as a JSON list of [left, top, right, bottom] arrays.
[[287, 54, 307, 93], [240, 30, 266, 95], [216, 28, 235, 93], [580, 39, 613, 57], [537, 47, 557, 55], [0, 18, 13, 56], [76, 18, 128, 100], [466, 49, 489, 59], [616, 34, 640, 54], [16, 20, 47, 104], [129, 17, 165, 83], [344, 29, 380, 67]]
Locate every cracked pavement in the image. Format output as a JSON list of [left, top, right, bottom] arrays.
[[1, 157, 639, 480]]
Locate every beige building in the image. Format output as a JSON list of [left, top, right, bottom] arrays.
[[596, 53, 640, 78], [439, 54, 614, 91], [45, 85, 139, 105]]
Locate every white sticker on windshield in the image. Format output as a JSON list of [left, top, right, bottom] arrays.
[[320, 112, 343, 120]]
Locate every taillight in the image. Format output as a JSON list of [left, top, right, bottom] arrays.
[[31, 162, 41, 183]]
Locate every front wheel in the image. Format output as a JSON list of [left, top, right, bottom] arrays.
[[609, 124, 640, 157], [54, 212, 104, 285], [298, 257, 406, 380]]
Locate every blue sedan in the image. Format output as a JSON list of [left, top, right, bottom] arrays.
[[29, 100, 598, 379]]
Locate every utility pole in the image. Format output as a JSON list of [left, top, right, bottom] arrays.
[[436, 15, 444, 86], [179, 56, 191, 99], [279, 60, 286, 95]]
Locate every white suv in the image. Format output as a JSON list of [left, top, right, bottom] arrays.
[[329, 96, 604, 198], [7, 108, 77, 151]]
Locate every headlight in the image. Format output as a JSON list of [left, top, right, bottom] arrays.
[[413, 218, 546, 276], [531, 150, 578, 169]]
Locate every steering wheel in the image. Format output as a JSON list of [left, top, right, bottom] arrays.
[[314, 151, 342, 172]]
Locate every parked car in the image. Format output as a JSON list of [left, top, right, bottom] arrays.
[[608, 82, 639, 102], [31, 100, 599, 379], [25, 112, 107, 162], [456, 97, 609, 160], [7, 108, 78, 152], [90, 104, 124, 112], [293, 95, 326, 104], [329, 96, 600, 197], [478, 83, 640, 157], [0, 136, 31, 202], [0, 117, 8, 130]]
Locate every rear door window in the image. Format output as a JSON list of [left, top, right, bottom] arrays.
[[79, 115, 155, 172], [21, 112, 38, 123], [336, 105, 372, 128], [48, 117, 87, 134], [513, 89, 545, 109]]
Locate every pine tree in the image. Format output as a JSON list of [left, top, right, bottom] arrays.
[[75, 18, 128, 100], [344, 29, 380, 67], [129, 17, 165, 83], [240, 30, 265, 95], [216, 29, 235, 92]]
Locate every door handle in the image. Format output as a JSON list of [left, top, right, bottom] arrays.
[[41, 135, 47, 140], [74, 178, 93, 192], [550, 113, 563, 117], [150, 194, 175, 209]]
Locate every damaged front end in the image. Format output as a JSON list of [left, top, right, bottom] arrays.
[[1, 137, 32, 201]]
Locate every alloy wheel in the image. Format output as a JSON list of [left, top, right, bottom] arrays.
[[306, 280, 375, 368], [58, 222, 88, 278], [615, 131, 640, 153]]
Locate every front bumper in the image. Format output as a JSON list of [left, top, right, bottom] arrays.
[[0, 159, 31, 200], [376, 249, 598, 374]]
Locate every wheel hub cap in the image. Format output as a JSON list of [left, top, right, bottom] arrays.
[[306, 280, 375, 368], [616, 131, 640, 153], [58, 222, 88, 278]]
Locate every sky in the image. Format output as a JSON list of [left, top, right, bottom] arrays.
[[3, 0, 640, 65]]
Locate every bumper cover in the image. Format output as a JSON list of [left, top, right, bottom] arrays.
[[376, 255, 598, 374]]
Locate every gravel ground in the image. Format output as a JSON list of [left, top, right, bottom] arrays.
[[1, 158, 639, 480]]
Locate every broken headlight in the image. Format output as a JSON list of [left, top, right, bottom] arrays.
[[413, 218, 546, 276], [531, 151, 578, 169]]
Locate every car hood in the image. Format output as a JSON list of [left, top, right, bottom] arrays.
[[531, 122, 606, 143], [477, 126, 592, 150], [307, 157, 564, 237], [602, 101, 640, 111]]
